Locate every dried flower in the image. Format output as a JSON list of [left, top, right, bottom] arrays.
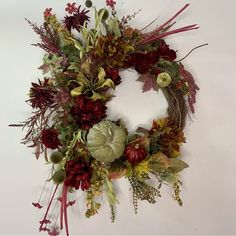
[[64, 6, 90, 32], [150, 118, 185, 158], [125, 51, 160, 74], [41, 128, 60, 149], [27, 79, 55, 109], [65, 160, 92, 190], [158, 40, 177, 61], [70, 95, 107, 130]]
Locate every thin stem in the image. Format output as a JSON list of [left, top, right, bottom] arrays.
[[176, 43, 208, 62], [39, 184, 59, 232], [140, 17, 159, 32]]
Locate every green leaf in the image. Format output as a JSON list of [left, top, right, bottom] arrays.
[[169, 159, 189, 173], [159, 170, 178, 184], [149, 152, 170, 172], [68, 62, 80, 72], [104, 177, 118, 206], [107, 17, 121, 37], [95, 8, 105, 29]]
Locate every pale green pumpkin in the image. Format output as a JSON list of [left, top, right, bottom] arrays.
[[87, 121, 127, 162]]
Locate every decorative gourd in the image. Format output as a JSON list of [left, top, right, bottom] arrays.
[[124, 143, 148, 164], [87, 120, 127, 162]]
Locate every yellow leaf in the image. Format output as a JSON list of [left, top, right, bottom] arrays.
[[71, 85, 85, 97], [133, 158, 150, 180], [97, 67, 106, 82], [99, 78, 115, 90]]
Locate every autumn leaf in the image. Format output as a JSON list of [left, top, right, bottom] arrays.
[[149, 152, 170, 172], [169, 158, 189, 173], [137, 73, 158, 92]]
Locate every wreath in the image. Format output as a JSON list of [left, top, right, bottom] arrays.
[[11, 1, 205, 235]]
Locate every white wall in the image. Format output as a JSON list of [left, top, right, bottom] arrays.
[[1, 0, 236, 235]]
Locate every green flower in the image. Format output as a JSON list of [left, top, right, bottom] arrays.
[[156, 72, 172, 88]]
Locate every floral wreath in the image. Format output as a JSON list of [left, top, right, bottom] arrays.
[[11, 1, 206, 235]]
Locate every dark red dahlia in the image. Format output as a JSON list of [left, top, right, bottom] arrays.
[[70, 95, 107, 130], [65, 160, 92, 190], [125, 51, 160, 74], [41, 128, 60, 149], [64, 6, 90, 32], [27, 78, 56, 109], [158, 40, 177, 61], [105, 67, 121, 85]]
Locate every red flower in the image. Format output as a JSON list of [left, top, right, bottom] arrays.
[[64, 6, 90, 32], [65, 2, 78, 14], [106, 0, 116, 9], [105, 67, 121, 85], [158, 40, 176, 61], [43, 8, 53, 19], [27, 78, 56, 109], [125, 51, 160, 74], [41, 128, 60, 149], [70, 95, 107, 130], [65, 160, 92, 191], [124, 143, 148, 164]]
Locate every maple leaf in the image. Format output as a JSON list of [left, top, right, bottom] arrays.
[[137, 73, 158, 92]]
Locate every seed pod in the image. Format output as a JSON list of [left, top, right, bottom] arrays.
[[85, 0, 93, 8], [52, 170, 66, 184], [50, 151, 64, 164]]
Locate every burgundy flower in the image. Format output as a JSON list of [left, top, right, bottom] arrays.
[[64, 6, 90, 32], [106, 0, 116, 9], [158, 40, 177, 61], [65, 160, 92, 191], [41, 128, 60, 149], [125, 51, 160, 74], [44, 8, 53, 19], [70, 95, 107, 130], [27, 78, 56, 109], [105, 67, 121, 85], [65, 2, 78, 14]]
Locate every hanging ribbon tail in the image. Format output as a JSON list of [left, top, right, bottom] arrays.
[[60, 184, 69, 236]]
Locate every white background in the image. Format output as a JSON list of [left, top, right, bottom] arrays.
[[1, 0, 236, 235]]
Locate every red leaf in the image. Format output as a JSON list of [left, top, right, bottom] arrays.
[[137, 73, 158, 92]]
